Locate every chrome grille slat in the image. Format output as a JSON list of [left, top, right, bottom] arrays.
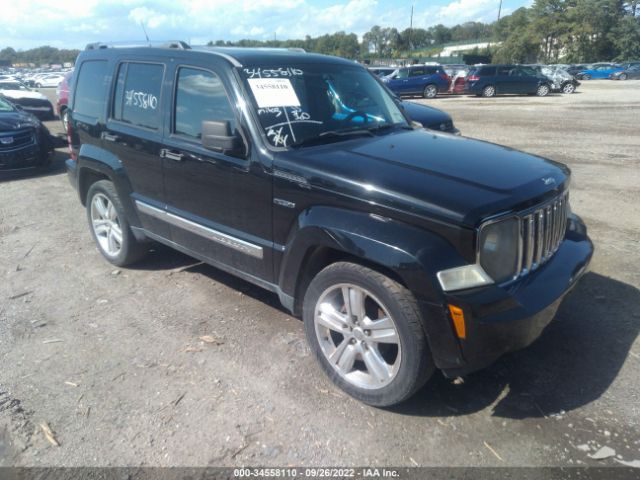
[[525, 214, 534, 272], [517, 191, 569, 277]]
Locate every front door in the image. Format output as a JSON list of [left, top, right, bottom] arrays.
[[161, 64, 273, 282]]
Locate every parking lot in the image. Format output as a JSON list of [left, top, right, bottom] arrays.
[[1, 81, 639, 467]]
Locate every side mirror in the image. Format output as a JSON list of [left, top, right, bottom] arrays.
[[201, 120, 245, 157]]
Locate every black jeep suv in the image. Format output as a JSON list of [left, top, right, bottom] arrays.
[[66, 43, 593, 406]]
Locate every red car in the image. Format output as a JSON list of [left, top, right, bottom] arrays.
[[55, 71, 73, 132]]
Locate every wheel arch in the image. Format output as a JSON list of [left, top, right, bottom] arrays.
[[278, 206, 457, 316], [76, 145, 143, 236]]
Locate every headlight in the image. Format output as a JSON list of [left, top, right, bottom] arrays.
[[478, 217, 520, 283], [437, 216, 522, 292]]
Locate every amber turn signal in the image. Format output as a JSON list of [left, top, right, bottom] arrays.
[[448, 304, 466, 339]]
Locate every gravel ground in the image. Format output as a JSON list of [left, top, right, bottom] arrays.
[[0, 80, 639, 468]]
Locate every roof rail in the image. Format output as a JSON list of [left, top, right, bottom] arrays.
[[85, 41, 190, 51]]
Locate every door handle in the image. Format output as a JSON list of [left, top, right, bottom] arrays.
[[161, 149, 184, 162], [102, 132, 119, 142]]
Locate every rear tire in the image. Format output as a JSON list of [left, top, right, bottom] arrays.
[[86, 180, 148, 267], [582, 74, 591, 80], [482, 85, 496, 97], [423, 84, 438, 99], [536, 84, 550, 97], [303, 262, 435, 407], [619, 73, 627, 81]]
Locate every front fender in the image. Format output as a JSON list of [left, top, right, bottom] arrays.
[[278, 206, 466, 302], [277, 205, 468, 369]]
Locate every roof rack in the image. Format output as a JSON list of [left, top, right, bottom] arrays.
[[85, 41, 190, 51]]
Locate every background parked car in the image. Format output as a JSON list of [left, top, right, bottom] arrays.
[[465, 65, 552, 97], [609, 64, 640, 80], [0, 96, 54, 171], [0, 80, 55, 119], [400, 101, 460, 134], [532, 65, 580, 93], [382, 65, 449, 99], [56, 71, 73, 132], [368, 66, 396, 77], [35, 74, 66, 88], [577, 64, 623, 79]]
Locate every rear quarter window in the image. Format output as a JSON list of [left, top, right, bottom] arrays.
[[479, 66, 497, 76], [73, 60, 109, 119]]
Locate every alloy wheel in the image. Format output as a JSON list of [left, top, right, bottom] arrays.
[[314, 283, 401, 389], [537, 85, 550, 96], [90, 193, 123, 257], [562, 83, 575, 94], [424, 85, 437, 99], [483, 85, 495, 97]]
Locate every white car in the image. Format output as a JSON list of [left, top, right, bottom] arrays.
[[35, 74, 65, 88], [0, 80, 55, 119]]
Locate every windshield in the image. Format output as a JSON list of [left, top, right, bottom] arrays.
[[240, 63, 408, 148], [0, 97, 16, 111]]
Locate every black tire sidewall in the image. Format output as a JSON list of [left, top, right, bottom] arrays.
[[482, 85, 495, 97], [86, 180, 144, 267], [302, 263, 433, 407]]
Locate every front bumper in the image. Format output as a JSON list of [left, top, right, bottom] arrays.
[[0, 144, 42, 170], [425, 214, 593, 377]]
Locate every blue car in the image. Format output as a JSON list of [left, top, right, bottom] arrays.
[[577, 64, 623, 80], [382, 65, 449, 99]]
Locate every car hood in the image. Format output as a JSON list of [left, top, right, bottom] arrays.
[[1, 90, 48, 100], [402, 101, 451, 125], [277, 129, 569, 227], [0, 111, 40, 131]]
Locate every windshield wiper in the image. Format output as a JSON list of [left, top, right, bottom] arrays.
[[289, 128, 375, 148]]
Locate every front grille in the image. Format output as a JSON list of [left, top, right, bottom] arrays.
[[0, 128, 35, 151], [520, 191, 570, 275]]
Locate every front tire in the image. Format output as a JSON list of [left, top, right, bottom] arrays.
[[86, 180, 147, 267], [562, 82, 576, 94], [536, 84, 550, 97], [619, 73, 627, 81], [423, 84, 438, 99], [303, 262, 434, 406], [582, 74, 591, 80], [482, 85, 496, 97]]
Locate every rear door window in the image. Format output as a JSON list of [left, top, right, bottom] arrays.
[[112, 62, 164, 130], [73, 60, 109, 120], [410, 68, 426, 77], [479, 66, 497, 76]]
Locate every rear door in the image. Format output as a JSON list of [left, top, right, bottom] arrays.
[[406, 67, 427, 94], [160, 63, 273, 281], [496, 65, 515, 93], [104, 60, 169, 237]]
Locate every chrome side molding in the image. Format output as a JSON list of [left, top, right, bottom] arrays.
[[135, 200, 263, 259]]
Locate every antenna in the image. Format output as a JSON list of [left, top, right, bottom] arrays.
[[140, 21, 150, 43]]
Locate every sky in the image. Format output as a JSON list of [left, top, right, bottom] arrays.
[[3, 0, 530, 51]]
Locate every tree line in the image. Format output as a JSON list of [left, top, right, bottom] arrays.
[[0, 46, 79, 66], [1, 0, 638, 67], [211, 0, 639, 63]]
